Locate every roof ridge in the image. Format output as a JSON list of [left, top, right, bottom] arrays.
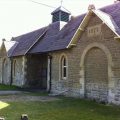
[[100, 1, 120, 10], [13, 26, 48, 40], [51, 6, 71, 14], [24, 27, 48, 55], [61, 6, 71, 14], [8, 42, 19, 57]]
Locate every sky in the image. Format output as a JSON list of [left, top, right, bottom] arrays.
[[0, 0, 114, 41]]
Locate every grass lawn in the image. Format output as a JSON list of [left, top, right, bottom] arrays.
[[0, 84, 20, 90], [0, 97, 120, 120]]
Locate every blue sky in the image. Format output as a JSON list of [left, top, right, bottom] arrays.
[[0, 0, 113, 40]]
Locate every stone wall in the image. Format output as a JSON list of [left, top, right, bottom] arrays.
[[0, 57, 11, 85], [85, 47, 108, 102], [50, 13, 120, 104], [11, 56, 27, 87], [0, 45, 11, 85], [50, 50, 82, 97]]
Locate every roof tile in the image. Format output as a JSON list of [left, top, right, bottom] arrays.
[[9, 2, 120, 56]]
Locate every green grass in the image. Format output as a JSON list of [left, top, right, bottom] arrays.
[[0, 84, 19, 90], [0, 97, 120, 120]]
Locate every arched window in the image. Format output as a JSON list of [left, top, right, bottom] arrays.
[[60, 55, 68, 80]]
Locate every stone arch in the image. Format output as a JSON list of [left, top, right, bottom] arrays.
[[80, 42, 114, 102]]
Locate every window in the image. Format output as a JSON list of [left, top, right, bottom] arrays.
[[60, 55, 68, 80]]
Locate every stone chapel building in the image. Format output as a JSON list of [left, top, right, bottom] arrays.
[[1, 1, 120, 104]]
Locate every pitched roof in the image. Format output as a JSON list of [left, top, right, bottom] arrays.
[[68, 2, 120, 48], [5, 41, 18, 57], [10, 21, 68, 56], [0, 41, 18, 57], [9, 2, 120, 56], [100, 2, 120, 35], [10, 26, 47, 56], [94, 10, 120, 36], [28, 15, 85, 54], [51, 6, 71, 15]]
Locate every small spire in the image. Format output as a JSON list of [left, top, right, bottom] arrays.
[[88, 4, 95, 11], [2, 38, 6, 41]]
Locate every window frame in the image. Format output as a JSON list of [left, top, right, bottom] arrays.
[[59, 54, 68, 80]]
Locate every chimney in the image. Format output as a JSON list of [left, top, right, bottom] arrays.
[[88, 4, 95, 11], [114, 0, 120, 3]]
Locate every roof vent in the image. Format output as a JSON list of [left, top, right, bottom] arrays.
[[114, 0, 120, 3], [88, 4, 95, 11], [51, 6, 71, 23]]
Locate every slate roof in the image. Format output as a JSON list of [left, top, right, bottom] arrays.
[[94, 10, 120, 36], [9, 2, 120, 57], [10, 27, 47, 56], [51, 6, 71, 15], [29, 14, 85, 54], [100, 2, 120, 35], [4, 41, 18, 57]]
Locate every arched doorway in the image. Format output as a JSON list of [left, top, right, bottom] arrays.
[[84, 47, 108, 102], [80, 43, 114, 103]]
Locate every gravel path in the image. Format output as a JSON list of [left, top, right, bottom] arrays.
[[0, 91, 59, 102], [0, 91, 24, 95]]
